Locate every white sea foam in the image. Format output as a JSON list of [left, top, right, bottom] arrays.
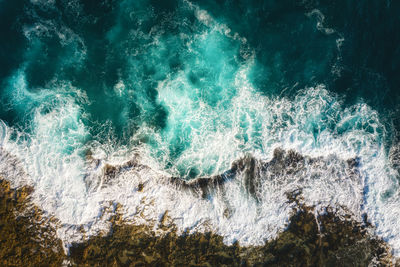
[[1, 62, 400, 255], [0, 121, 6, 146], [306, 9, 335, 35], [1, 0, 400, 258]]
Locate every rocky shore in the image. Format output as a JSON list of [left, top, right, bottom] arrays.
[[0, 179, 65, 266], [0, 177, 398, 266]]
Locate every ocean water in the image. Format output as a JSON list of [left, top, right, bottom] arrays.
[[1, 0, 400, 254]]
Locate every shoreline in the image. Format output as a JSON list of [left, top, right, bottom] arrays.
[[0, 178, 397, 266]]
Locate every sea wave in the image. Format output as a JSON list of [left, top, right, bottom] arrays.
[[1, 0, 400, 257]]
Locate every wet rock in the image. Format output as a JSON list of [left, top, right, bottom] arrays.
[[0, 147, 398, 266], [235, 154, 258, 200], [223, 207, 231, 219], [169, 174, 227, 199], [68, 191, 397, 266], [0, 179, 66, 266], [138, 183, 144, 192], [94, 148, 360, 206]]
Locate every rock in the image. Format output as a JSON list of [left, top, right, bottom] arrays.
[[138, 183, 144, 192], [67, 192, 397, 266], [1, 146, 398, 266], [0, 179, 66, 266]]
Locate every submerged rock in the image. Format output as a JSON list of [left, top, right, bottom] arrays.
[[168, 148, 361, 203]]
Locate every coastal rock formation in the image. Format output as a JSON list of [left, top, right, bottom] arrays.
[[68, 192, 395, 266], [165, 148, 360, 203], [0, 166, 397, 266], [0, 179, 66, 266]]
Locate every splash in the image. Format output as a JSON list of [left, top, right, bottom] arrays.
[[1, 0, 400, 257]]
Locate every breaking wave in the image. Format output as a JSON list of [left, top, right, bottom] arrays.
[[1, 0, 400, 256]]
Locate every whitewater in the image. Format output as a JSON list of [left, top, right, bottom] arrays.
[[1, 0, 400, 257]]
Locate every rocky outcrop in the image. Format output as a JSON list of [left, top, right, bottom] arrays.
[[68, 191, 396, 266], [168, 148, 361, 202], [1, 149, 395, 266], [0, 174, 398, 266], [0, 179, 66, 266]]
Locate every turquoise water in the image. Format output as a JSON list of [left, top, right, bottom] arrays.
[[2, 0, 400, 254], [2, 0, 398, 178]]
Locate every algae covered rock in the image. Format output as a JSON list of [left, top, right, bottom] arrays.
[[68, 191, 396, 266], [0, 179, 66, 266]]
